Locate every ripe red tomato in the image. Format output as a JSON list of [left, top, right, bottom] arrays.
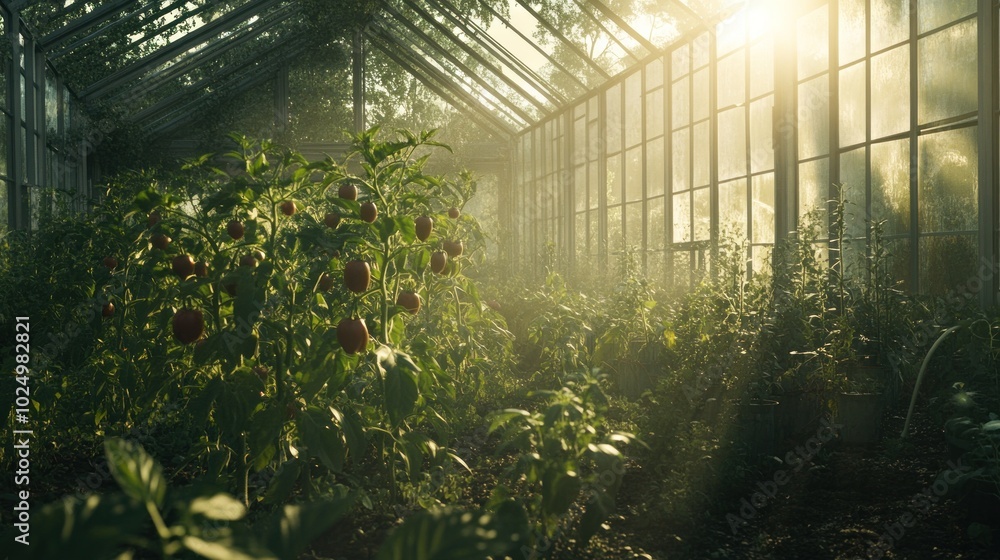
[[195, 261, 209, 277], [415, 216, 433, 241], [324, 212, 341, 229], [280, 200, 296, 216], [103, 256, 118, 270], [338, 183, 358, 200], [239, 254, 258, 268], [147, 210, 161, 228], [344, 261, 371, 293], [443, 240, 464, 258], [102, 302, 115, 318], [431, 251, 447, 274], [151, 233, 171, 250], [337, 317, 369, 355], [397, 291, 421, 314], [227, 220, 245, 240], [172, 308, 205, 344], [448, 207, 460, 219], [252, 250, 265, 262], [318, 272, 334, 292], [360, 202, 378, 223], [172, 255, 195, 279]]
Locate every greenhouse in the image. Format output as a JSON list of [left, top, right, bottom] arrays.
[[1, 0, 999, 558]]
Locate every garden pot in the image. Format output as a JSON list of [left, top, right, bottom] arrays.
[[774, 390, 825, 442], [737, 399, 779, 456], [835, 392, 883, 444]]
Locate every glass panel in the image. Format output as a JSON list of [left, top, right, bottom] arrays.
[[871, 139, 910, 235], [918, 19, 977, 125], [626, 202, 643, 251], [798, 75, 830, 159], [839, 0, 867, 64], [0, 180, 5, 232], [799, 157, 830, 225], [918, 0, 976, 34], [625, 146, 643, 201], [625, 72, 643, 147], [719, 178, 748, 238], [573, 117, 586, 165], [649, 196, 665, 250], [718, 107, 746, 181], [606, 83, 622, 153], [921, 235, 978, 295], [648, 251, 665, 283], [607, 152, 622, 205], [871, 0, 910, 52], [918, 126, 978, 233], [576, 211, 587, 260], [646, 88, 663, 138], [797, 5, 829, 79], [871, 45, 910, 139], [575, 166, 587, 212], [672, 76, 690, 128], [749, 37, 774, 99], [0, 116, 7, 177], [673, 193, 691, 242], [646, 137, 665, 197], [646, 57, 664, 90], [752, 172, 775, 244], [589, 212, 599, 255], [672, 128, 689, 192], [588, 162, 600, 209], [839, 61, 866, 147], [839, 147, 868, 239], [693, 187, 711, 241], [587, 120, 600, 160], [717, 49, 745, 108], [608, 205, 623, 256], [672, 44, 690, 78], [693, 67, 709, 122], [750, 96, 774, 173], [45, 71, 57, 137], [692, 33, 710, 68], [673, 250, 691, 290], [693, 121, 710, 186]]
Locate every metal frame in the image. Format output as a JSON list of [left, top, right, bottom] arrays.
[[512, 0, 611, 80], [39, 0, 137, 51], [49, 0, 191, 60]]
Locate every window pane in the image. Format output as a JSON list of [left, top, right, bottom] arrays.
[[673, 250, 691, 290], [871, 45, 910, 139], [672, 128, 689, 192], [608, 205, 623, 255], [575, 166, 587, 212], [839, 147, 868, 239], [750, 96, 774, 173], [839, 0, 866, 64], [588, 162, 600, 209], [672, 44, 690, 78], [752, 172, 775, 244], [589, 212, 599, 255], [749, 37, 773, 99], [646, 88, 663, 138], [0, 116, 7, 177], [647, 137, 665, 197], [606, 83, 622, 153], [871, 139, 910, 235], [626, 202, 643, 250], [693, 121, 710, 187], [693, 187, 711, 241], [649, 196, 665, 250], [674, 193, 691, 242], [625, 72, 643, 147], [693, 67, 709, 122], [693, 33, 710, 68], [919, 126, 978, 233], [871, 0, 910, 52], [672, 76, 690, 128], [798, 5, 829, 79], [576, 211, 587, 260], [918, 19, 977, 125], [720, 178, 748, 238], [918, 0, 975, 34], [799, 157, 830, 224], [718, 49, 745, 108], [921, 235, 977, 295], [798, 75, 830, 159], [607, 153, 622, 205], [646, 57, 664, 90], [625, 146, 643, 201], [839, 62, 866, 147], [718, 107, 746, 181]]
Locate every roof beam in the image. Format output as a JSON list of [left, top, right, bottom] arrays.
[[396, 0, 555, 112], [49, 0, 189, 60], [583, 0, 659, 54], [80, 0, 281, 101], [512, 0, 611, 80], [570, 0, 642, 61], [368, 25, 521, 132], [367, 36, 509, 139], [475, 0, 588, 94], [40, 0, 138, 51], [377, 10, 540, 121], [121, 2, 215, 58], [130, 34, 306, 125], [111, 5, 295, 105]]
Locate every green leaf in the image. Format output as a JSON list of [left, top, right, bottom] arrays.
[[188, 494, 246, 521], [264, 496, 355, 559], [541, 470, 581, 517], [375, 508, 516, 560], [104, 438, 167, 508], [377, 347, 421, 427], [487, 409, 530, 434], [263, 459, 303, 505], [182, 536, 271, 560], [577, 484, 616, 545], [297, 407, 346, 472]]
